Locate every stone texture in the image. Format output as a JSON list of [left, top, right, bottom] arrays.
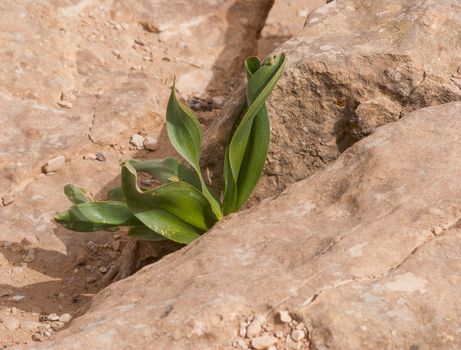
[[202, 0, 461, 204], [21, 103, 461, 349], [0, 0, 274, 344]]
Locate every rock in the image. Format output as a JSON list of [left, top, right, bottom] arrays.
[[83, 153, 97, 161], [101, 265, 119, 285], [251, 335, 278, 350], [111, 240, 121, 251], [86, 276, 97, 284], [238, 326, 247, 337], [290, 329, 305, 342], [43, 156, 65, 173], [99, 266, 108, 274], [202, 0, 461, 204], [95, 152, 106, 162], [278, 310, 291, 324], [57, 100, 72, 109], [47, 313, 59, 322], [59, 313, 71, 323], [1, 193, 14, 206], [285, 336, 301, 350], [50, 321, 65, 331], [274, 331, 284, 338], [130, 134, 145, 150], [143, 136, 158, 151], [0, 315, 19, 330], [85, 240, 98, 253], [9, 295, 25, 302], [246, 315, 266, 338], [22, 102, 461, 349], [32, 333, 45, 342]]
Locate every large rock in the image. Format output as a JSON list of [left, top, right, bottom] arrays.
[[0, 0, 274, 345], [202, 0, 461, 203], [23, 102, 461, 349]]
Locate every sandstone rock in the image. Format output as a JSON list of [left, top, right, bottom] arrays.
[[251, 335, 278, 350], [202, 0, 461, 204], [143, 136, 158, 151], [21, 101, 461, 348], [278, 310, 292, 324], [130, 134, 145, 150], [43, 156, 65, 173], [0, 315, 19, 331], [246, 315, 266, 338]]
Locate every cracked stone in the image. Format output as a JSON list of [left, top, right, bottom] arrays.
[[278, 310, 292, 324]]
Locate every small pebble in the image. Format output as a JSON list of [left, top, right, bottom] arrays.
[[267, 346, 277, 350], [83, 153, 97, 160], [43, 156, 65, 173], [99, 266, 108, 274], [275, 330, 284, 338], [238, 326, 247, 337], [143, 136, 158, 151], [47, 313, 59, 321], [50, 321, 65, 331], [86, 276, 97, 284], [278, 310, 292, 324], [291, 329, 305, 342], [130, 134, 145, 149], [101, 265, 118, 285], [32, 333, 45, 342], [86, 240, 99, 252], [111, 240, 121, 251], [251, 335, 278, 350], [1, 194, 14, 206], [57, 100, 73, 109], [85, 265, 92, 271], [113, 234, 121, 240], [95, 152, 106, 161], [246, 315, 266, 338], [9, 295, 25, 302], [59, 313, 72, 323]]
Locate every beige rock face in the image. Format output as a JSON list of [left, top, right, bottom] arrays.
[[23, 103, 461, 349], [0, 0, 274, 345], [202, 0, 461, 203]]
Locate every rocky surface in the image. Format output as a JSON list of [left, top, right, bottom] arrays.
[[19, 102, 461, 349], [0, 0, 276, 345], [203, 0, 461, 203]]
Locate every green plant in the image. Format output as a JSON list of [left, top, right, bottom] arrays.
[[55, 53, 286, 244]]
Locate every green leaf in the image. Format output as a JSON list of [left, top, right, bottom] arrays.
[[55, 201, 140, 232], [128, 226, 167, 241], [64, 184, 91, 204], [166, 81, 223, 219], [128, 157, 200, 189], [223, 53, 286, 214], [166, 81, 202, 171], [121, 162, 217, 244], [107, 187, 125, 202]]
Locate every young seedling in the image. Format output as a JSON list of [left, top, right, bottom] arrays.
[[55, 53, 286, 244]]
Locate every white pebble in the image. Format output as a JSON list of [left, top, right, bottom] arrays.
[[43, 156, 65, 173], [251, 335, 278, 350], [278, 310, 292, 323], [291, 329, 305, 342], [246, 315, 266, 338], [59, 313, 72, 323], [143, 136, 158, 151], [130, 134, 145, 150], [47, 313, 59, 321]]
